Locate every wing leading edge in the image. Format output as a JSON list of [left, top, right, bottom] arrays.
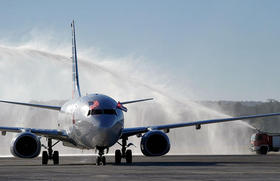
[[120, 98, 153, 105], [0, 100, 61, 111], [0, 126, 71, 143], [121, 112, 280, 138]]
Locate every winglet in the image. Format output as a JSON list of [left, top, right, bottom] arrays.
[[71, 20, 81, 98]]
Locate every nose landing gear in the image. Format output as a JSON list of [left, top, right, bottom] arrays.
[[96, 147, 108, 165], [115, 137, 134, 164]]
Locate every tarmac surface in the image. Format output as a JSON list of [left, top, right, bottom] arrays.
[[0, 155, 280, 181]]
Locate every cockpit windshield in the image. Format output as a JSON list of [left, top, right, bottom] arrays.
[[92, 109, 103, 115], [104, 109, 117, 115], [88, 109, 117, 116]]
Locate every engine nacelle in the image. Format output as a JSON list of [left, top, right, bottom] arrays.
[[10, 132, 41, 158], [140, 130, 170, 156]]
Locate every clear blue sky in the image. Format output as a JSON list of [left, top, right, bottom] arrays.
[[1, 0, 280, 101]]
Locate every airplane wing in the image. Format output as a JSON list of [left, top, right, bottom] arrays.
[[121, 112, 280, 138], [0, 98, 152, 111], [120, 98, 153, 105], [0, 126, 72, 143], [0, 100, 61, 111], [117, 98, 154, 112]]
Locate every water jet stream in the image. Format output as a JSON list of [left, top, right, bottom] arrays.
[[0, 45, 255, 156]]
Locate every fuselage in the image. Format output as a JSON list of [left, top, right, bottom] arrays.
[[58, 94, 124, 149]]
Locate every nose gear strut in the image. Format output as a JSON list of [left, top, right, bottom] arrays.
[[96, 147, 107, 165]]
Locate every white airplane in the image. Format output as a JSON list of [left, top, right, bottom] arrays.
[[1, 20, 280, 165]]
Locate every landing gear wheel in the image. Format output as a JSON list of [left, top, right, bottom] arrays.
[[115, 150, 121, 164], [42, 151, 48, 165], [96, 156, 101, 165], [257, 146, 268, 155], [96, 147, 107, 166], [118, 137, 134, 164], [125, 149, 132, 164], [41, 139, 60, 165], [101, 156, 106, 165], [53, 151, 59, 165]]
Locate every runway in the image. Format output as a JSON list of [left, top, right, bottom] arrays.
[[0, 155, 279, 181]]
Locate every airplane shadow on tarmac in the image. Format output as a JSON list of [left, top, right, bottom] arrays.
[[31, 162, 218, 167], [113, 162, 218, 167], [0, 161, 257, 167], [63, 161, 259, 167], [0, 161, 217, 167]]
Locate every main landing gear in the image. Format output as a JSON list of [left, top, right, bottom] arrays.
[[42, 138, 60, 165], [115, 137, 133, 164]]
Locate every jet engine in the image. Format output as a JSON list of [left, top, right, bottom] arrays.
[[10, 132, 41, 158], [140, 130, 170, 156]]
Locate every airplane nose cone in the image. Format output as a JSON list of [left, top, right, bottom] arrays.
[[90, 116, 122, 147], [91, 115, 116, 128]]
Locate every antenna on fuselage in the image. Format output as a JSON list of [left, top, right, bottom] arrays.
[[71, 20, 81, 98]]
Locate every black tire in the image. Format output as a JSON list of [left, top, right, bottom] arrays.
[[115, 150, 121, 164], [53, 151, 59, 165], [257, 146, 268, 155], [101, 156, 106, 165], [42, 151, 48, 165], [125, 149, 132, 164], [96, 156, 101, 165]]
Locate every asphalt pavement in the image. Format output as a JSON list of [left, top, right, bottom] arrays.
[[0, 155, 279, 181]]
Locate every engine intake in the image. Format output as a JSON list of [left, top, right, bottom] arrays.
[[10, 132, 41, 158], [140, 130, 170, 156]]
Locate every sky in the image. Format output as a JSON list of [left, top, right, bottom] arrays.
[[0, 0, 280, 101]]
